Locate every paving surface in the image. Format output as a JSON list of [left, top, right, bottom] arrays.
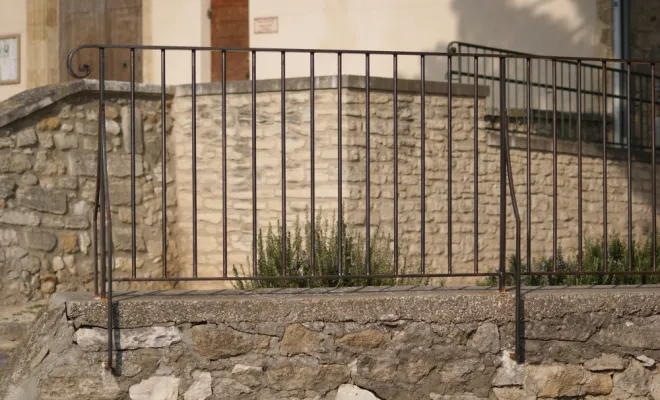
[[0, 300, 47, 370]]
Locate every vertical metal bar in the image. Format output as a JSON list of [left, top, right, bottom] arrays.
[[191, 50, 198, 278], [447, 54, 453, 274], [281, 51, 287, 276], [421, 55, 426, 274], [251, 52, 257, 276], [602, 61, 609, 270], [365, 54, 371, 275], [160, 49, 167, 278], [560, 62, 565, 138], [552, 59, 558, 272], [100, 48, 114, 371], [627, 62, 633, 271], [222, 50, 228, 278], [130, 49, 137, 279], [338, 53, 343, 275], [393, 54, 399, 275], [93, 103, 101, 296], [577, 61, 583, 271], [653, 62, 657, 272], [545, 60, 549, 133], [568, 63, 573, 139], [310, 53, 316, 275], [473, 55, 479, 274], [526, 58, 532, 273], [99, 56, 107, 300], [499, 57, 507, 292]]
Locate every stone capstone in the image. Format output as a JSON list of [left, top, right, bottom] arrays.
[[75, 326, 182, 351]]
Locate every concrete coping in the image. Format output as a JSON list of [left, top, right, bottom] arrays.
[[58, 286, 660, 329], [172, 75, 491, 98], [0, 75, 488, 129], [0, 80, 171, 129], [488, 132, 659, 163]]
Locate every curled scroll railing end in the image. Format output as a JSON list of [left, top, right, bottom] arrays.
[[67, 47, 92, 79]]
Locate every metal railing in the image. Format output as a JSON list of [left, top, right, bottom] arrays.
[[448, 41, 660, 150], [67, 44, 660, 370]]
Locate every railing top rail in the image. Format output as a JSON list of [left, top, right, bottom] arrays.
[[447, 41, 660, 77], [68, 43, 660, 66]]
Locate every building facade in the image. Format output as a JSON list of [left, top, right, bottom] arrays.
[[0, 0, 655, 101]]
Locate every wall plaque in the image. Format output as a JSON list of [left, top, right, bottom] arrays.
[[0, 34, 20, 85], [254, 17, 278, 34]]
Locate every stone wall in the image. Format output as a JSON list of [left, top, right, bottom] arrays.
[[1, 77, 659, 300], [4, 288, 660, 399], [0, 81, 178, 305], [169, 76, 659, 283]]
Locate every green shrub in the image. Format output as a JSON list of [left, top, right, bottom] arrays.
[[232, 208, 435, 289], [478, 234, 660, 287]]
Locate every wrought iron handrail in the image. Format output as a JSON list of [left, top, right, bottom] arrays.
[[67, 44, 660, 370], [447, 41, 660, 150]]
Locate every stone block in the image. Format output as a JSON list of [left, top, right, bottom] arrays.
[[0, 154, 31, 173], [59, 234, 79, 253], [337, 329, 389, 349], [279, 324, 324, 356], [24, 230, 57, 251], [584, 354, 627, 372], [129, 376, 179, 400], [189, 324, 269, 360], [122, 106, 144, 154], [53, 133, 78, 150], [0, 177, 16, 200], [75, 326, 182, 351], [16, 128, 38, 147], [19, 187, 67, 214], [0, 210, 40, 226], [336, 384, 381, 400], [37, 117, 61, 131], [183, 371, 212, 400]]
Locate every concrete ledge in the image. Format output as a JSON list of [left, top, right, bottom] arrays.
[[63, 286, 660, 329], [488, 132, 657, 163], [173, 75, 490, 98]]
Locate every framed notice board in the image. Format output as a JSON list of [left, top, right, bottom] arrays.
[[0, 34, 20, 85]]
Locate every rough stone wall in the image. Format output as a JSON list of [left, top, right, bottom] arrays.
[[4, 289, 660, 399], [170, 79, 658, 283], [0, 84, 177, 305]]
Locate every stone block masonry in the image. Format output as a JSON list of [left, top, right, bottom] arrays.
[[0, 81, 179, 305], [169, 75, 659, 286], [1, 75, 659, 301], [4, 288, 660, 399]]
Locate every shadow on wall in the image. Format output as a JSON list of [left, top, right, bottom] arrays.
[[423, 0, 601, 81]]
